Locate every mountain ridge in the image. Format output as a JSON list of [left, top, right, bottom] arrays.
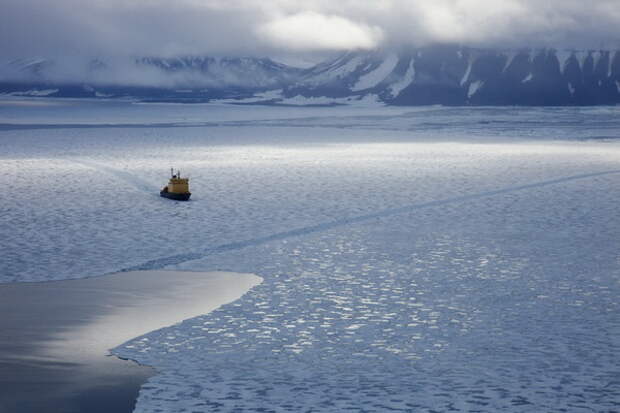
[[2, 46, 619, 105]]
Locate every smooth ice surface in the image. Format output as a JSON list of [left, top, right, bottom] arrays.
[[0, 270, 260, 413], [1, 100, 619, 412]]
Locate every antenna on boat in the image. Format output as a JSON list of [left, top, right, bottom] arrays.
[[170, 167, 174, 178]]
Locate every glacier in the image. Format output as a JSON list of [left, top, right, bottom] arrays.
[[1, 100, 619, 412]]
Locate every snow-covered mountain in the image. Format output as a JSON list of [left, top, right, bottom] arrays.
[[2, 47, 620, 105], [137, 56, 301, 89], [283, 46, 620, 106], [0, 56, 302, 101]]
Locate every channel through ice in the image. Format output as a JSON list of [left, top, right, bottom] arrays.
[[1, 101, 619, 412]]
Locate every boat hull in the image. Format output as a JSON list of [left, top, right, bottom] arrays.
[[160, 191, 191, 201]]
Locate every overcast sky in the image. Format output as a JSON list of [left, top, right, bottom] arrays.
[[2, 0, 620, 60]]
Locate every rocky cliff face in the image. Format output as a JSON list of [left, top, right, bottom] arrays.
[[285, 46, 620, 106], [2, 47, 619, 105]]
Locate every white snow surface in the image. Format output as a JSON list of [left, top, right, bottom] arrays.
[[280, 94, 382, 106], [303, 55, 365, 86], [351, 54, 399, 92], [574, 51, 590, 69], [460, 62, 472, 86], [521, 73, 533, 83], [2, 100, 620, 412], [213, 90, 385, 107], [1, 89, 59, 97], [214, 89, 285, 104], [467, 80, 484, 98], [388, 58, 415, 98], [555, 50, 573, 74], [502, 51, 518, 72]]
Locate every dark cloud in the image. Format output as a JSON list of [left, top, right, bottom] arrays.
[[2, 0, 619, 61]]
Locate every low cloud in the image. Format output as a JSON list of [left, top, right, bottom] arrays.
[[258, 12, 383, 51]]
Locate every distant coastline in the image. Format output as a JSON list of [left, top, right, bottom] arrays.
[[3, 47, 620, 106]]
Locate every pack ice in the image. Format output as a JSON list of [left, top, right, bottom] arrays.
[[1, 101, 619, 412]]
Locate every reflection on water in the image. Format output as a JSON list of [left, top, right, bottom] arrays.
[[0, 271, 260, 413]]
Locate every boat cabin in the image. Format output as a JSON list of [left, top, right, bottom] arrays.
[[161, 168, 191, 201]]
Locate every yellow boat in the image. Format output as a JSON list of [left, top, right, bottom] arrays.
[[160, 168, 191, 201]]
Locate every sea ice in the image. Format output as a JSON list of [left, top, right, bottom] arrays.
[[1, 101, 619, 412]]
